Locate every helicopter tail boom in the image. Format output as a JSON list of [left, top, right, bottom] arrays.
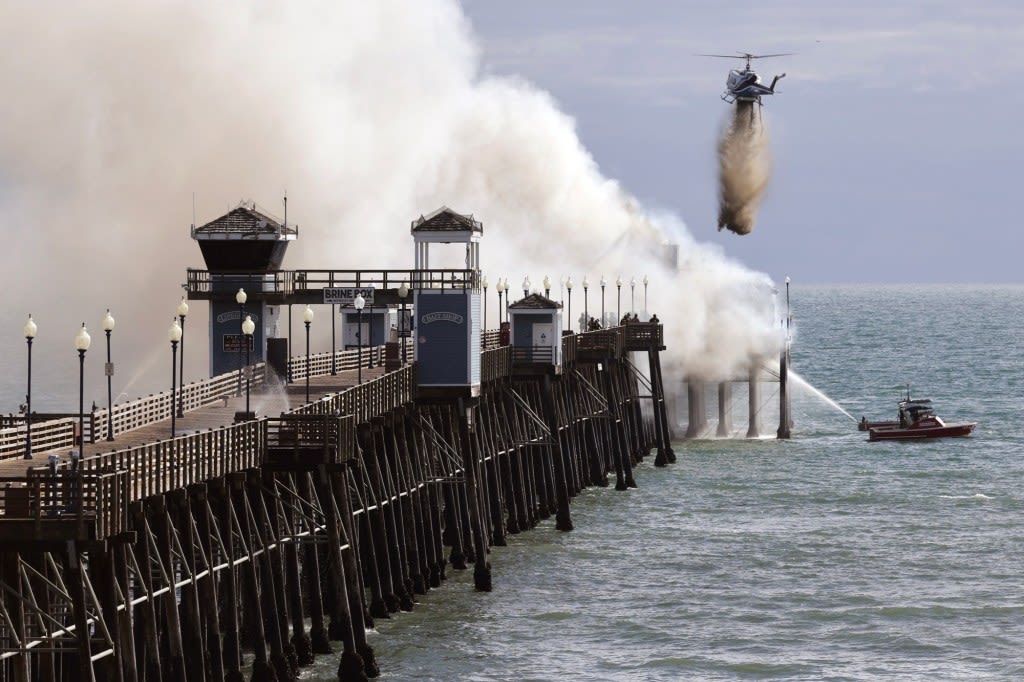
[[769, 73, 786, 92]]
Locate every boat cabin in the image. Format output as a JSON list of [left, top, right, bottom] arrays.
[[898, 399, 934, 427]]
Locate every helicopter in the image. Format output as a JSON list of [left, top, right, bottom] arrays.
[[699, 52, 791, 105]]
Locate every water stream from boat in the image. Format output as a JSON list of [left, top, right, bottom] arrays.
[[789, 369, 858, 422]]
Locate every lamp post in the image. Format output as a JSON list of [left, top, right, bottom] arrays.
[[242, 314, 255, 414], [354, 294, 365, 384], [24, 315, 36, 459], [102, 309, 116, 440], [496, 279, 504, 324], [303, 305, 314, 403], [74, 323, 91, 458], [582, 277, 589, 330], [522, 276, 530, 299], [643, 274, 649, 316], [368, 299, 375, 369], [503, 278, 510, 320], [600, 275, 607, 327], [398, 281, 410, 364], [630, 276, 636, 316], [176, 298, 187, 417], [543, 275, 551, 298], [168, 319, 181, 439], [331, 303, 337, 375], [616, 276, 623, 324], [566, 276, 574, 332], [235, 288, 246, 396], [481, 276, 488, 330]]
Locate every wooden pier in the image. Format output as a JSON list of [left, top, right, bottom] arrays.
[[0, 323, 674, 681]]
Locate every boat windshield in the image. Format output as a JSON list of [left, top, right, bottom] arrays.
[[900, 401, 935, 424]]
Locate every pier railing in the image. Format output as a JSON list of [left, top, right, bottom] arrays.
[[0, 468, 131, 539], [264, 414, 356, 467], [0, 418, 77, 461], [288, 345, 386, 380], [186, 268, 481, 300], [297, 365, 416, 425], [511, 346, 555, 364], [3, 323, 652, 462], [481, 346, 511, 383], [622, 322, 663, 349]]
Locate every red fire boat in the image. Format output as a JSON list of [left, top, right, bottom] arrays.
[[859, 397, 976, 442]]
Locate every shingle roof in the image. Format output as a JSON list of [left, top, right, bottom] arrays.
[[411, 206, 483, 233], [508, 293, 562, 310], [194, 201, 296, 237]]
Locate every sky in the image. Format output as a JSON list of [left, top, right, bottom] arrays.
[[0, 0, 1020, 408], [462, 0, 1024, 285]]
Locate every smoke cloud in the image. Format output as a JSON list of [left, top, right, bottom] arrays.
[[717, 102, 772, 235], [0, 1, 780, 408]]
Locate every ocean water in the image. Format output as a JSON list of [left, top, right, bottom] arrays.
[[306, 284, 1024, 681], [4, 285, 1022, 680]]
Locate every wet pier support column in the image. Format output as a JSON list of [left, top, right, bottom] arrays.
[[153, 498, 187, 682], [331, 466, 379, 678], [685, 380, 708, 438], [566, 380, 589, 491], [392, 409, 428, 594], [522, 384, 554, 519], [747, 365, 761, 438], [471, 401, 499, 544], [234, 481, 272, 682], [174, 490, 211, 682], [359, 425, 400, 614], [650, 348, 676, 465], [389, 417, 418, 608], [114, 541, 139, 682], [132, 508, 163, 681], [584, 413, 609, 486], [616, 362, 638, 486], [404, 412, 445, 587], [252, 473, 293, 682], [495, 388, 525, 533], [352, 465, 390, 622], [777, 343, 792, 439], [480, 395, 508, 546], [542, 374, 574, 531], [297, 473, 332, 655], [268, 473, 312, 669], [437, 407, 472, 569], [313, 467, 364, 681], [458, 397, 492, 592], [503, 387, 536, 524], [622, 362, 646, 461], [90, 543, 121, 682], [64, 543, 96, 682], [194, 493, 226, 682], [373, 419, 414, 611], [717, 382, 733, 437], [649, 349, 669, 467], [175, 489, 210, 679], [214, 478, 245, 682], [605, 360, 636, 489]]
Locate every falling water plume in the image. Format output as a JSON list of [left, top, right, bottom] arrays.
[[717, 101, 772, 235], [790, 371, 858, 422]]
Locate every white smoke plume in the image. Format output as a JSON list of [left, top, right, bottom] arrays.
[[717, 102, 772, 235], [0, 1, 780, 408]]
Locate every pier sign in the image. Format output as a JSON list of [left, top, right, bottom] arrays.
[[222, 334, 254, 353], [323, 286, 375, 305]]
